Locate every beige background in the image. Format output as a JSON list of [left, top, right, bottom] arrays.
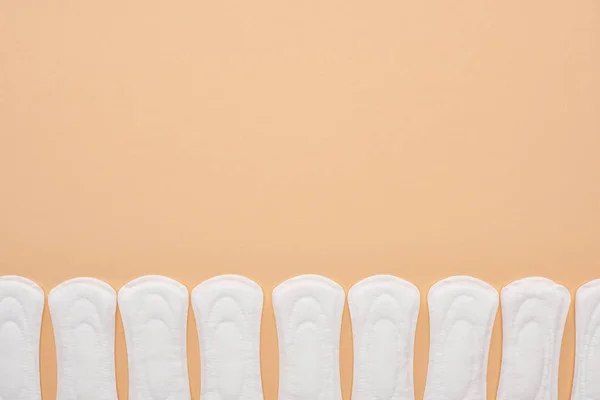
[[1, 0, 599, 398]]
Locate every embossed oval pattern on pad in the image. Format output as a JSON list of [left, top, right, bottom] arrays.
[[192, 275, 264, 400], [370, 317, 400, 399], [583, 309, 600, 399], [0, 276, 44, 400], [144, 318, 174, 400], [572, 280, 600, 400], [441, 318, 474, 399], [291, 319, 324, 397], [0, 318, 27, 397], [514, 319, 544, 399], [349, 275, 419, 400], [214, 319, 244, 399], [274, 275, 345, 400], [424, 276, 498, 400], [119, 276, 191, 400], [497, 277, 570, 400], [49, 278, 117, 400]]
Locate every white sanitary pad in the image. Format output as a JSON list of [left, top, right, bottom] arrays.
[[272, 275, 345, 400], [496, 277, 570, 400], [49, 278, 118, 400], [191, 275, 264, 400], [423, 276, 498, 400], [572, 279, 600, 400], [118, 275, 191, 400], [348, 275, 420, 400], [0, 276, 44, 400]]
